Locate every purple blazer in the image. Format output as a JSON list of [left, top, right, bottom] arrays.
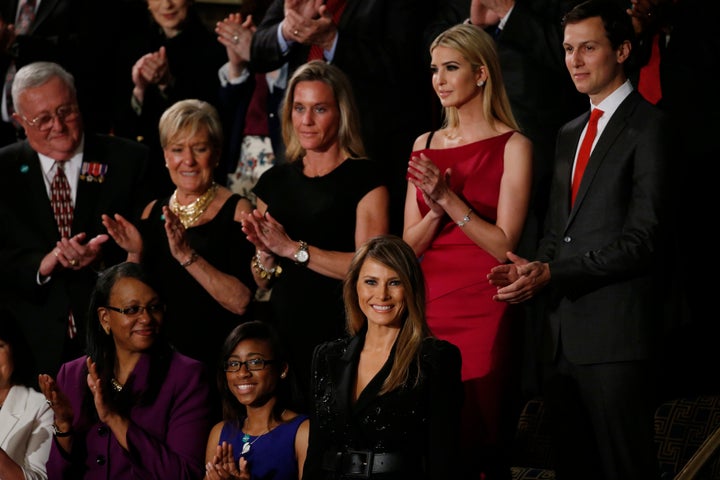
[[46, 352, 211, 479]]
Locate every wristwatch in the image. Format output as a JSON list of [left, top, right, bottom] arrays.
[[294, 241, 309, 266]]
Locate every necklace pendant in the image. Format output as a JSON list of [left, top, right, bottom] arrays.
[[242, 442, 251, 455]]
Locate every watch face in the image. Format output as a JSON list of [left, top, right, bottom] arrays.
[[296, 249, 309, 263]]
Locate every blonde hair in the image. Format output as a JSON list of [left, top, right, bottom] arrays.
[[343, 235, 432, 394], [158, 99, 223, 151], [430, 24, 519, 131], [281, 60, 365, 161]]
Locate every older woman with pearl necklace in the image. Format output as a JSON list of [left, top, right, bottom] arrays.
[[102, 100, 256, 408]]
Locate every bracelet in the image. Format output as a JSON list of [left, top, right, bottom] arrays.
[[456, 209, 473, 228], [180, 250, 199, 268], [52, 423, 73, 437], [252, 252, 282, 279]]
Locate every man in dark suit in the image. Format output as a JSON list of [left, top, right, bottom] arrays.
[[250, 0, 437, 235], [488, 1, 673, 478], [0, 61, 150, 380]]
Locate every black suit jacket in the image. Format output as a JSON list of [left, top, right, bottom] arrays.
[[537, 90, 674, 365], [0, 133, 150, 378]]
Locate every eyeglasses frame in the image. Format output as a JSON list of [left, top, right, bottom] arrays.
[[104, 303, 166, 317], [20, 104, 80, 131], [223, 358, 276, 372]]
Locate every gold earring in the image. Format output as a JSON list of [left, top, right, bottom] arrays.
[[281, 372, 287, 379]]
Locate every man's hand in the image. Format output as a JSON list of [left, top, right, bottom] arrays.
[[488, 251, 549, 304]]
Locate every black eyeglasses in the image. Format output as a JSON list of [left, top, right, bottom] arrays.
[[105, 303, 165, 317], [224, 358, 275, 372], [21, 104, 80, 131]]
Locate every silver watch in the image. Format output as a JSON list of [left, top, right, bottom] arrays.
[[293, 241, 309, 265]]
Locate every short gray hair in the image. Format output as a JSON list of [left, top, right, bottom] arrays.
[[11, 62, 77, 114], [158, 99, 223, 150]]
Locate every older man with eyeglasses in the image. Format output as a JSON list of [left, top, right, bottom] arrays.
[[0, 61, 152, 383]]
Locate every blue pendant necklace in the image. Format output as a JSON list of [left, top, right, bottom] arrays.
[[241, 410, 285, 454], [241, 421, 270, 455]]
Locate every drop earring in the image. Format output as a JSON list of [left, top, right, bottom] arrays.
[[477, 80, 485, 87]]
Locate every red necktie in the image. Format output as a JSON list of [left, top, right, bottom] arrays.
[[50, 161, 78, 339], [243, 74, 270, 136], [571, 108, 604, 206], [4, 0, 37, 120], [308, 0, 347, 61], [51, 162, 73, 238], [638, 33, 662, 104]]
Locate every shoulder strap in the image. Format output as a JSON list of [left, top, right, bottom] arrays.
[[425, 131, 436, 149]]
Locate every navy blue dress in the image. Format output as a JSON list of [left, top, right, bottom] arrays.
[[219, 414, 308, 479]]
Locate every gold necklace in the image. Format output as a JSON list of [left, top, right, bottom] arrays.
[[169, 183, 218, 228], [110, 377, 123, 392]]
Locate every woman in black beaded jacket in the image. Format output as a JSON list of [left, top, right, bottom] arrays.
[[303, 235, 463, 479]]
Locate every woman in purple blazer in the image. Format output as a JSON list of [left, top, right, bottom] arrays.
[[38, 262, 212, 480]]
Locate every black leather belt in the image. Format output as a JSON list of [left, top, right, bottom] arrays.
[[321, 450, 411, 478]]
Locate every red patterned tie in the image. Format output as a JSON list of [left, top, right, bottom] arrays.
[[4, 0, 37, 120], [571, 108, 604, 206], [51, 162, 73, 238], [50, 161, 78, 339], [308, 0, 347, 61]]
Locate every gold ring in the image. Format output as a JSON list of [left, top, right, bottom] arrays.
[[69, 259, 78, 266]]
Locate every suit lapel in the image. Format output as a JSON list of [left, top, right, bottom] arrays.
[[333, 335, 362, 419], [569, 93, 641, 218], [72, 136, 102, 235], [0, 386, 25, 446], [30, 0, 58, 32], [560, 115, 586, 218], [18, 144, 60, 241]]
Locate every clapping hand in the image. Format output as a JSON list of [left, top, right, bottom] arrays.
[[162, 206, 195, 265], [216, 13, 256, 77], [38, 373, 74, 434], [86, 357, 113, 423], [242, 209, 293, 258], [102, 213, 143, 263], [132, 46, 171, 102], [39, 232, 108, 277], [407, 153, 451, 218], [205, 441, 249, 480], [469, 0, 503, 28], [488, 252, 549, 304]]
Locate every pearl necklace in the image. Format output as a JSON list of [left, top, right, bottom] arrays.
[[169, 183, 218, 228]]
